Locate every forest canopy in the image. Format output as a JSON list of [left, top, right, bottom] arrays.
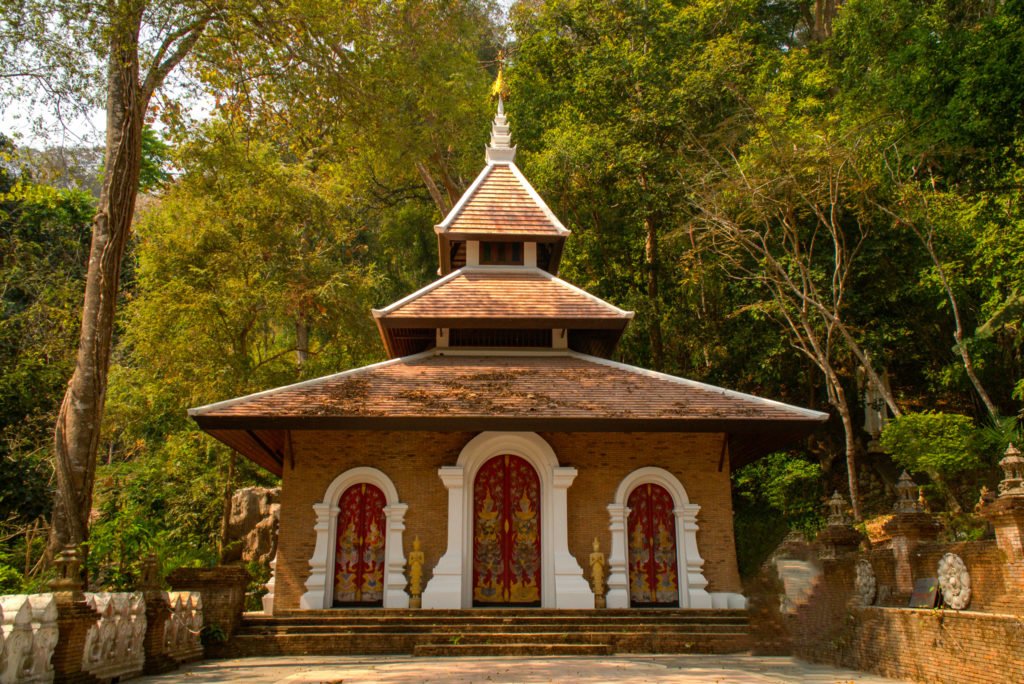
[[0, 0, 1021, 590]]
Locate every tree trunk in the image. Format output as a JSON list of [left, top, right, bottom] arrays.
[[296, 317, 309, 366], [644, 216, 664, 370], [49, 4, 146, 559], [834, 384, 862, 521], [219, 450, 236, 562]]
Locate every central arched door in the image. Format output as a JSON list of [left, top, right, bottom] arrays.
[[627, 482, 679, 607], [334, 483, 387, 606], [472, 454, 542, 606]]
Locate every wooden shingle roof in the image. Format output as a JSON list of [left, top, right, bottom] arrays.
[[436, 163, 569, 238], [190, 350, 828, 473], [373, 268, 632, 326]]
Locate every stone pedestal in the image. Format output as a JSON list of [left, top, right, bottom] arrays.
[[167, 565, 250, 643], [141, 591, 176, 675], [982, 495, 1024, 562], [816, 524, 864, 560], [50, 595, 102, 684], [882, 513, 940, 595]]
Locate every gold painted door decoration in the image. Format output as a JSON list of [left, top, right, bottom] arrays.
[[472, 454, 541, 606], [334, 483, 387, 606], [627, 483, 679, 606]]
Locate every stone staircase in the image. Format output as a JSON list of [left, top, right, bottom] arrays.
[[226, 609, 752, 657]]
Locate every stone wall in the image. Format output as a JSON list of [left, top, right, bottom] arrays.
[[750, 533, 1024, 683], [167, 566, 249, 640], [274, 429, 739, 610]]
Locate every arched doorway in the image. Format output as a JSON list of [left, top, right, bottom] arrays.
[[334, 482, 387, 606], [626, 482, 679, 607], [472, 454, 542, 606]]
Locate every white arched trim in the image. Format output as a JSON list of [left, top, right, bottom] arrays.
[[421, 432, 592, 609], [300, 466, 409, 609], [606, 467, 745, 610]]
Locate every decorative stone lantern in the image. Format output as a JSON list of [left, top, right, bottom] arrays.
[[817, 490, 862, 559], [894, 471, 922, 514], [827, 490, 851, 526], [884, 471, 939, 595], [998, 443, 1024, 498]]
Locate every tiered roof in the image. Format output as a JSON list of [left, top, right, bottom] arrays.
[[191, 98, 828, 473]]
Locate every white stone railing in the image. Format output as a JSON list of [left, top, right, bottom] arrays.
[[164, 592, 203, 662], [81, 592, 146, 681], [0, 593, 59, 684]]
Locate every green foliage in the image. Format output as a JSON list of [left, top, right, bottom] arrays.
[[732, 452, 824, 576], [244, 559, 271, 612], [880, 412, 985, 476]]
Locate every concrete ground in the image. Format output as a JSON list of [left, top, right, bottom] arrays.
[[133, 654, 907, 683]]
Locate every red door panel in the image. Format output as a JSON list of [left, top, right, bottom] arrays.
[[334, 483, 387, 606], [473, 454, 541, 606], [627, 483, 679, 607]]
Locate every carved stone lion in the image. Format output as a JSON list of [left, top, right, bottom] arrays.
[[855, 559, 877, 606], [937, 553, 971, 610]]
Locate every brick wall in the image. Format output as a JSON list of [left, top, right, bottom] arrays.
[[542, 431, 741, 594], [749, 538, 1024, 684], [275, 429, 739, 610]]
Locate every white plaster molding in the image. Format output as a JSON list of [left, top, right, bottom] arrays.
[[301, 466, 407, 610], [421, 466, 466, 609], [164, 592, 203, 663], [82, 592, 147, 680], [609, 467, 715, 609], [423, 431, 592, 609], [1, 593, 58, 684], [605, 503, 630, 609], [262, 556, 276, 614]]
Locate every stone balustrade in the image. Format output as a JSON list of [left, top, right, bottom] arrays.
[[81, 592, 147, 681], [0, 593, 58, 684], [164, 592, 203, 662]]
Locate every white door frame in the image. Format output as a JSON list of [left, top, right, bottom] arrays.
[[606, 466, 713, 609], [300, 466, 409, 609], [421, 431, 593, 609]]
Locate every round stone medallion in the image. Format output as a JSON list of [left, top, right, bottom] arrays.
[[855, 559, 876, 606], [937, 553, 971, 610]]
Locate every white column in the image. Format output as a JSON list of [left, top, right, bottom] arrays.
[[300, 502, 337, 609], [466, 241, 480, 266], [383, 503, 410, 608], [677, 504, 712, 608], [422, 466, 465, 608], [605, 503, 630, 608], [548, 467, 593, 609]]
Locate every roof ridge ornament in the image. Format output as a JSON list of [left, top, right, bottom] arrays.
[[486, 94, 517, 164]]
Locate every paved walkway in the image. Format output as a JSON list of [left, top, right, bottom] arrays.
[[134, 654, 906, 683]]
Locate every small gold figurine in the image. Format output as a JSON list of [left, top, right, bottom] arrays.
[[590, 537, 606, 609], [408, 536, 425, 609]]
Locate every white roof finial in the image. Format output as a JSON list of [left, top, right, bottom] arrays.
[[486, 94, 516, 164]]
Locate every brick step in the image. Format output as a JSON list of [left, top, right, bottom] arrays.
[[225, 627, 752, 658], [241, 623, 748, 636], [269, 609, 747, 619], [243, 615, 749, 628], [412, 643, 614, 657]]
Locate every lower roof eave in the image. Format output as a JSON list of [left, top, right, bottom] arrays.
[[192, 414, 823, 470], [193, 414, 821, 434]]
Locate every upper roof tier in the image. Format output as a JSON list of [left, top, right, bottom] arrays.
[[436, 97, 569, 275], [372, 266, 633, 357]]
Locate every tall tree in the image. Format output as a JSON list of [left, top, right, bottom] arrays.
[[1, 0, 220, 557]]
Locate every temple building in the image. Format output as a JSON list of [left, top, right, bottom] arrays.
[[189, 100, 827, 614]]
